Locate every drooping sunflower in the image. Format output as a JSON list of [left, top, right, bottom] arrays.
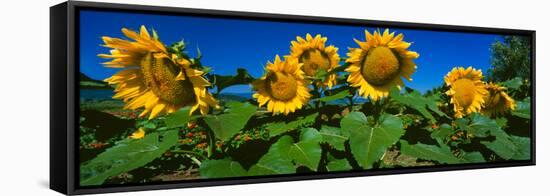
[[99, 25, 218, 119], [345, 29, 419, 101], [444, 66, 488, 118], [289, 34, 340, 88], [252, 55, 311, 115], [481, 83, 516, 116]]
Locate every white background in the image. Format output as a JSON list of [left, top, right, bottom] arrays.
[[0, 0, 546, 195]]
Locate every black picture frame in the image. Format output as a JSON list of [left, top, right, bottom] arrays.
[[50, 1, 536, 195]]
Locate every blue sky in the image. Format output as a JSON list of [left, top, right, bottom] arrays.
[[80, 10, 505, 93]]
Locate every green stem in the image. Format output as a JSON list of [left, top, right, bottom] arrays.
[[206, 128, 216, 158]]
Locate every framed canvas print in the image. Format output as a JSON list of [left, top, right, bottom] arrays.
[[50, 1, 536, 195]]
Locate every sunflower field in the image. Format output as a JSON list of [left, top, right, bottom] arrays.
[[79, 26, 532, 186]]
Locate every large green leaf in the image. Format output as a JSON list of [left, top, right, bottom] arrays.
[[319, 126, 348, 151], [265, 113, 318, 137], [80, 130, 178, 186], [512, 97, 531, 119], [480, 126, 518, 160], [199, 159, 247, 178], [288, 128, 322, 171], [462, 152, 486, 163], [456, 114, 518, 160], [500, 77, 523, 90], [316, 90, 351, 103], [399, 140, 462, 164], [465, 113, 502, 137], [248, 136, 295, 176], [510, 136, 531, 160], [164, 107, 192, 128], [389, 88, 446, 123], [204, 102, 256, 141], [341, 112, 405, 169], [209, 68, 255, 94], [326, 159, 353, 172]]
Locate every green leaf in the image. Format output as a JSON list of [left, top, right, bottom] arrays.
[[465, 113, 502, 137], [510, 136, 531, 160], [210, 68, 255, 94], [204, 102, 256, 141], [199, 159, 247, 178], [319, 126, 348, 151], [164, 107, 191, 128], [495, 117, 508, 128], [479, 125, 518, 160], [288, 128, 322, 171], [80, 130, 178, 186], [512, 97, 531, 119], [399, 140, 462, 164], [430, 123, 453, 145], [316, 90, 351, 103], [389, 88, 447, 123], [457, 114, 518, 160], [248, 136, 295, 176], [341, 112, 405, 169], [265, 113, 318, 137], [500, 77, 523, 90], [462, 152, 486, 163], [326, 159, 353, 172]]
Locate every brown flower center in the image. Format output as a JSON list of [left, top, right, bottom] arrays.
[[361, 47, 401, 86], [266, 72, 298, 101], [140, 52, 196, 106], [453, 79, 477, 107], [300, 49, 331, 76]]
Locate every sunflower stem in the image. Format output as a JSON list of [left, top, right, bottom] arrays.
[[205, 128, 216, 158]]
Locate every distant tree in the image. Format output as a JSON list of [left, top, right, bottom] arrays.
[[487, 36, 531, 82]]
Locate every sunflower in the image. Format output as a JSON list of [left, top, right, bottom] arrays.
[[99, 25, 218, 119], [252, 55, 311, 115], [345, 29, 418, 101], [481, 83, 516, 116], [444, 67, 488, 118], [289, 34, 340, 88]]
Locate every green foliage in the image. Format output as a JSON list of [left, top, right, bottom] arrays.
[[430, 124, 453, 144], [248, 136, 295, 176], [326, 159, 353, 172], [400, 140, 462, 164], [316, 90, 351, 103], [265, 113, 318, 137], [288, 128, 323, 171], [453, 114, 526, 160], [390, 88, 447, 123], [209, 68, 255, 95], [319, 126, 348, 151], [341, 112, 405, 169], [204, 102, 257, 141], [80, 130, 178, 186], [509, 136, 531, 160], [199, 159, 247, 178], [488, 36, 531, 82], [512, 97, 531, 119], [164, 107, 192, 128], [500, 77, 523, 89]]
